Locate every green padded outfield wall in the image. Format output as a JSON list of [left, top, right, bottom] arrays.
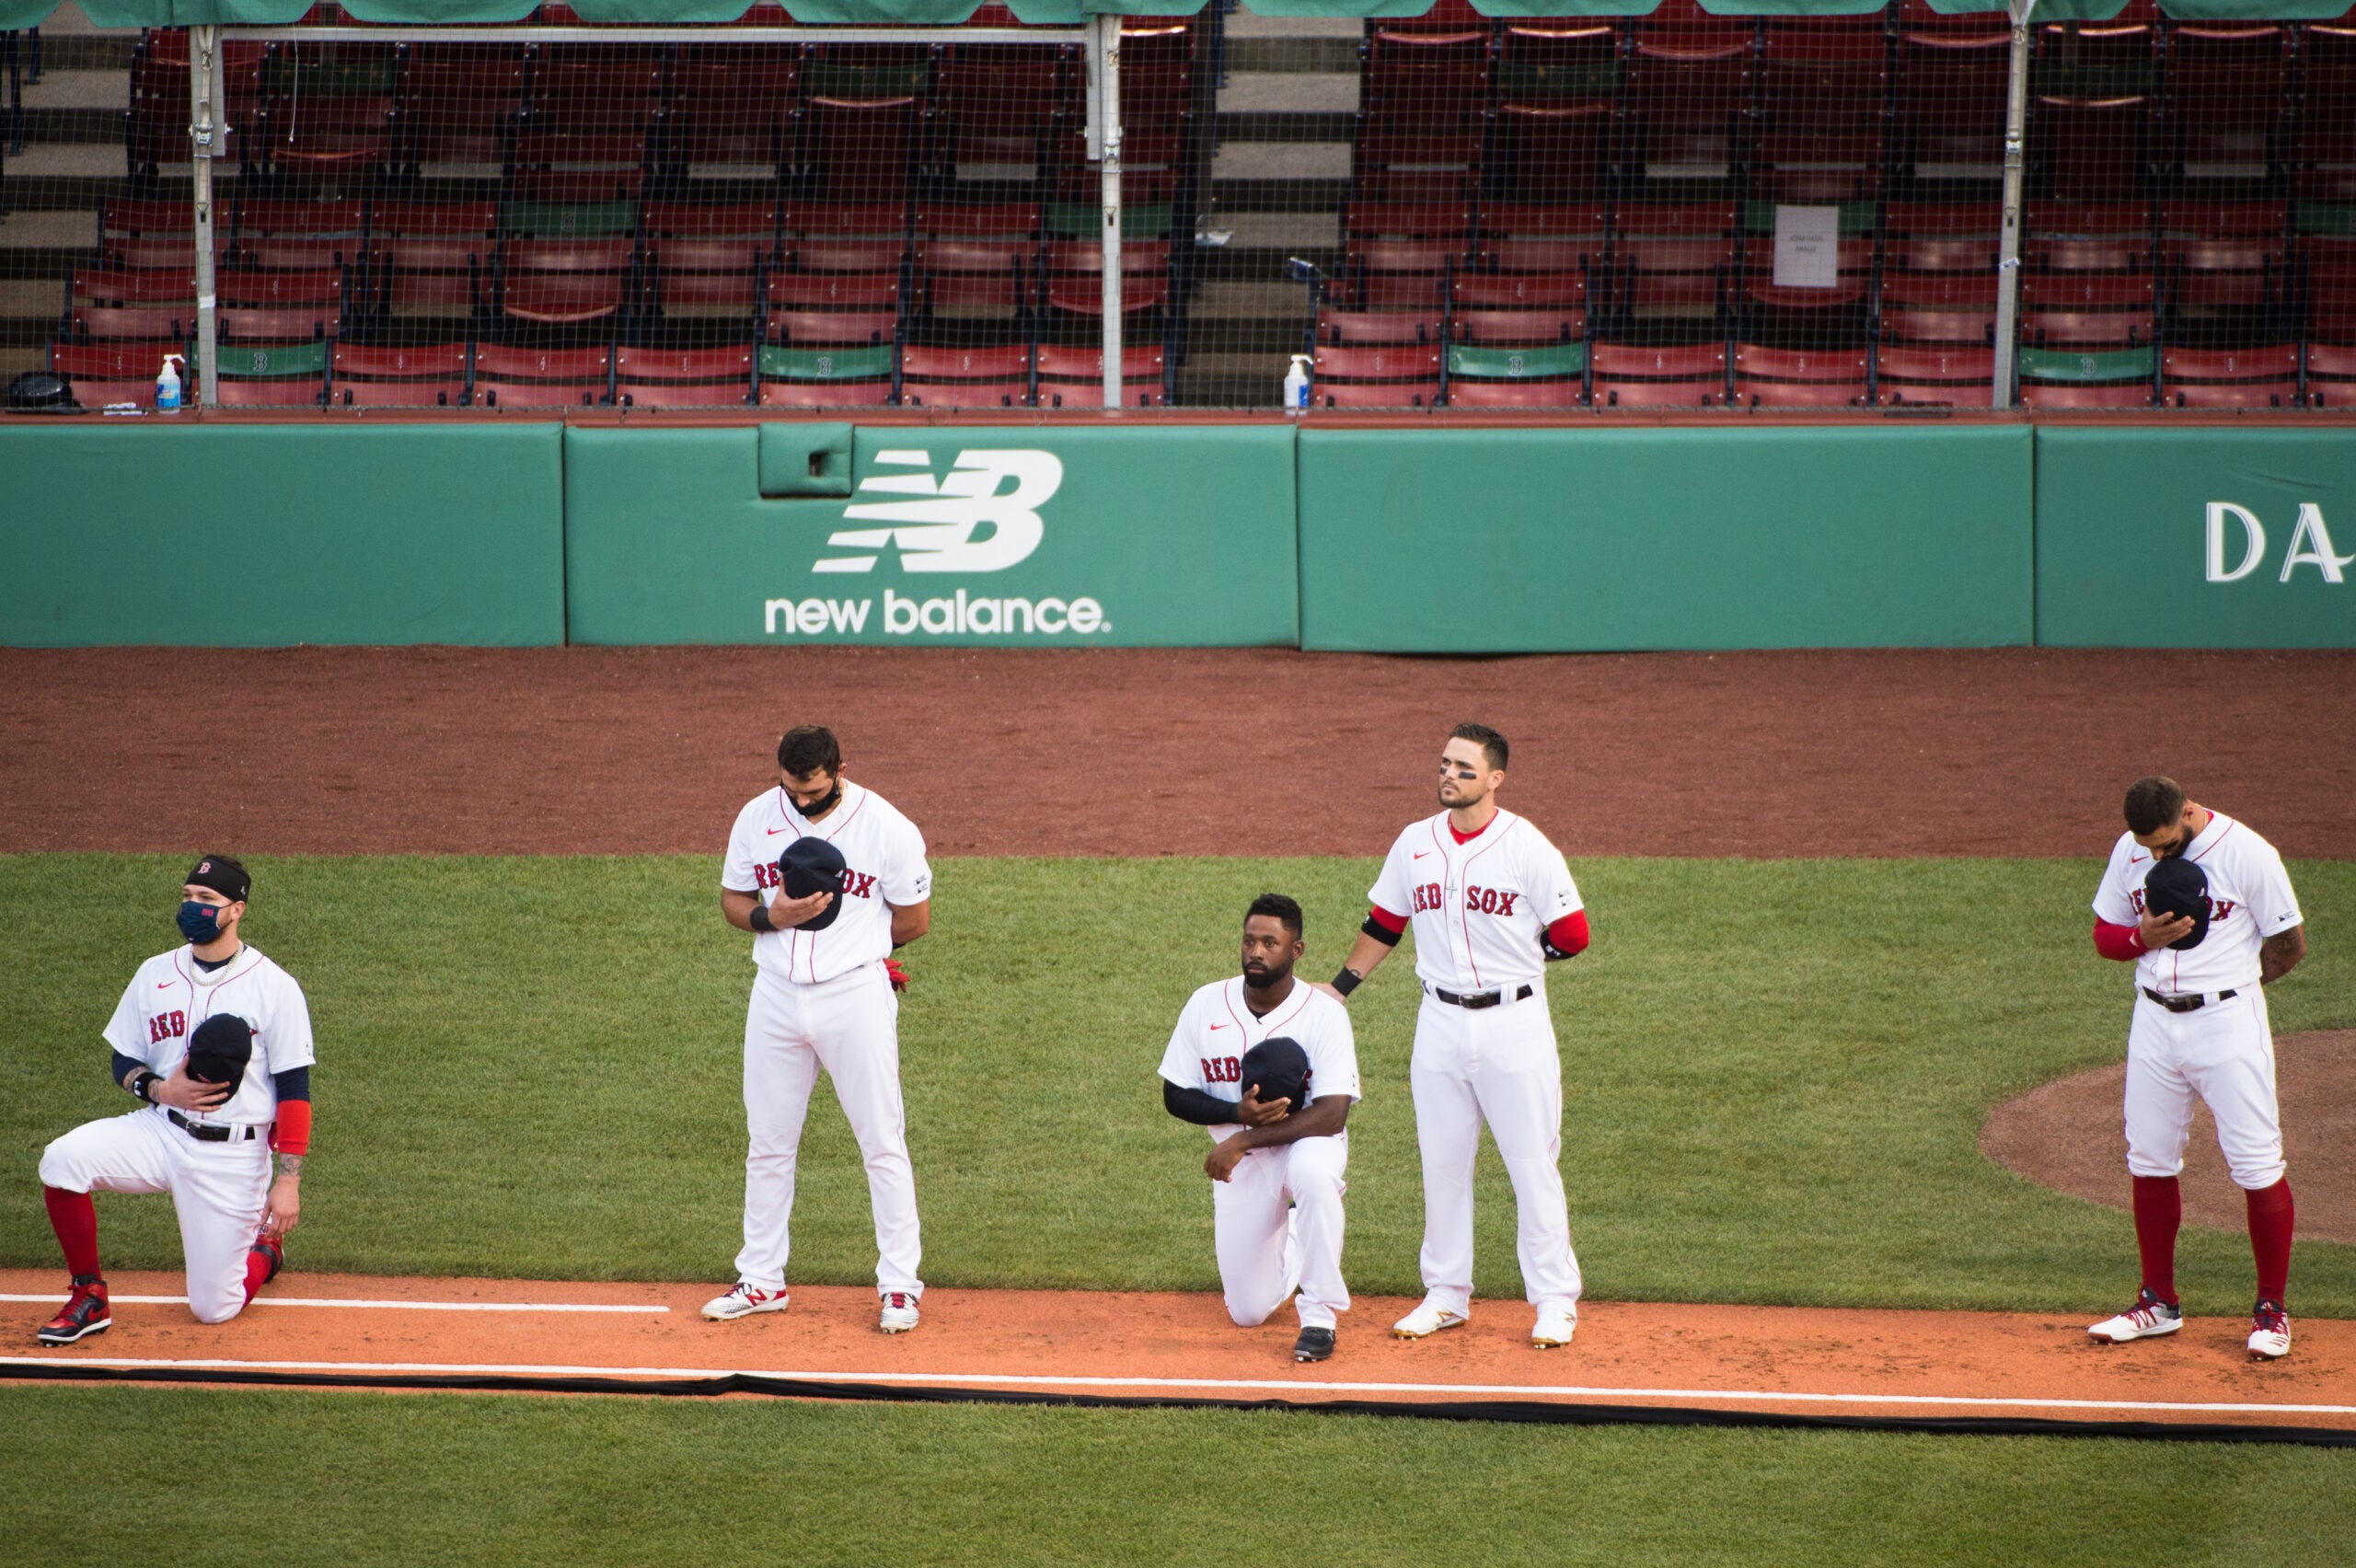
[[2036, 429, 2356, 649], [1295, 426, 2035, 651], [0, 423, 565, 647], [563, 423, 1299, 646]]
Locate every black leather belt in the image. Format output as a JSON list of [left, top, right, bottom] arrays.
[[2143, 986, 2237, 1014], [168, 1109, 260, 1143], [1433, 984, 1534, 1010]]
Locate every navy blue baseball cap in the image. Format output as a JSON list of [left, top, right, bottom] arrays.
[[2143, 857, 2211, 950], [778, 836, 848, 932]]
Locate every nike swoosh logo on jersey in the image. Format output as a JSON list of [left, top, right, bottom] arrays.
[[2130, 854, 2148, 864], [1413, 851, 1431, 859], [768, 826, 791, 836], [1209, 1023, 1230, 1031]]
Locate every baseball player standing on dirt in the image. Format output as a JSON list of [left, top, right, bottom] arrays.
[[1160, 894, 1361, 1363], [2085, 776, 2308, 1360], [1318, 723, 1590, 1350], [34, 856, 311, 1345], [707, 726, 935, 1334]]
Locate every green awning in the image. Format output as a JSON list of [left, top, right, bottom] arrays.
[[4, 0, 2350, 35]]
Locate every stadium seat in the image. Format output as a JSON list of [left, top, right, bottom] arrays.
[[2160, 24, 2286, 190], [2303, 340, 2356, 405], [1754, 20, 1890, 202], [71, 306, 194, 342], [494, 238, 633, 326], [398, 51, 526, 168], [1627, 0, 1752, 181], [1034, 342, 1167, 408], [1876, 342, 1996, 405], [469, 341, 612, 406], [1896, 1, 2009, 184], [641, 235, 772, 317], [1310, 340, 1443, 408], [2018, 342, 2157, 406], [613, 344, 756, 408], [935, 44, 1070, 169], [2159, 342, 2300, 406], [757, 340, 898, 407], [68, 379, 167, 410], [1491, 23, 1618, 202], [1589, 340, 1728, 407], [1308, 308, 1442, 346], [1041, 241, 1172, 316], [1604, 204, 1738, 335], [330, 340, 468, 408], [1445, 340, 1587, 407], [662, 53, 800, 174], [250, 92, 397, 187], [506, 129, 652, 205], [1333, 203, 1473, 311], [470, 380, 607, 409], [214, 339, 331, 406], [1732, 343, 1870, 408], [52, 339, 185, 381], [898, 341, 1034, 407], [364, 202, 499, 316], [1355, 29, 1488, 205]]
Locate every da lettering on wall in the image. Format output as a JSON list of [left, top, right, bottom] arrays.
[[2038, 430, 2356, 648], [565, 425, 1298, 646]]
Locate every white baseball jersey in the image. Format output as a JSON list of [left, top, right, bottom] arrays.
[[1369, 810, 1582, 993], [724, 781, 932, 986], [2093, 812, 2303, 995], [1158, 975, 1361, 1144], [102, 943, 315, 1128]]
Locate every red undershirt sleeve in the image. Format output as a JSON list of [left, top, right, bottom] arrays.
[[271, 1099, 311, 1157], [2093, 918, 2144, 963], [1368, 905, 1406, 936], [1546, 910, 1590, 956]]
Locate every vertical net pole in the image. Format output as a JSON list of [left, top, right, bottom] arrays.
[[1991, 0, 2035, 409], [1094, 12, 1123, 409], [189, 24, 220, 408]]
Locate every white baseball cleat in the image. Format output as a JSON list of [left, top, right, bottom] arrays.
[[1531, 1306, 1577, 1349], [702, 1282, 788, 1321], [2087, 1286, 2183, 1343], [879, 1291, 920, 1333], [1392, 1297, 1469, 1340], [2247, 1300, 2291, 1360]]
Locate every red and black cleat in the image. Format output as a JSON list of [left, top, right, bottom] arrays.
[[249, 1235, 284, 1287], [37, 1276, 111, 1346]]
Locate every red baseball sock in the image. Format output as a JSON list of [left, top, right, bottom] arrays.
[[242, 1245, 274, 1304], [42, 1186, 101, 1282], [2131, 1175, 2181, 1303], [2246, 1178, 2295, 1305]]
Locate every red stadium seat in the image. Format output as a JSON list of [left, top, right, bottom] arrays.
[[69, 379, 167, 409], [616, 381, 753, 408], [1444, 377, 1585, 409], [1311, 378, 1443, 409], [1308, 309, 1441, 346], [1034, 342, 1165, 407], [52, 340, 186, 379], [470, 379, 607, 409], [2019, 380, 2156, 409], [1590, 340, 1727, 406], [768, 308, 901, 347], [758, 378, 896, 409], [214, 377, 329, 409]]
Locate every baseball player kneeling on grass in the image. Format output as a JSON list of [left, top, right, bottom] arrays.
[[1318, 723, 1589, 1351], [2085, 776, 2308, 1361], [1160, 894, 1360, 1363], [35, 856, 312, 1345], [708, 726, 934, 1335]]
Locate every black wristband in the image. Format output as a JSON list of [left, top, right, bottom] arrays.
[[748, 904, 775, 934], [1331, 967, 1362, 997], [130, 1070, 159, 1103], [1360, 915, 1403, 947]]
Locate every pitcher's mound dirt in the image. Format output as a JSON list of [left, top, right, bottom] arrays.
[[1982, 1031, 2356, 1243]]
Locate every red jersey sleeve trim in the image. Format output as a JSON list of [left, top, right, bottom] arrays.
[[271, 1099, 311, 1157], [1368, 905, 1407, 935], [2093, 919, 2144, 963], [1546, 910, 1590, 956]]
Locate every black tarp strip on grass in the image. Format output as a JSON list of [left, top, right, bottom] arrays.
[[6, 1359, 2353, 1447]]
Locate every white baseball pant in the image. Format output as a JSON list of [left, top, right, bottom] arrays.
[[1213, 1133, 1350, 1330], [736, 962, 922, 1298], [39, 1107, 271, 1324], [1409, 988, 1582, 1317], [2124, 987, 2286, 1191]]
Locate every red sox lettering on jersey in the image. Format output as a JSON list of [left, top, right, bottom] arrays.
[[1372, 811, 1582, 993], [724, 780, 932, 987], [2095, 813, 2301, 996]]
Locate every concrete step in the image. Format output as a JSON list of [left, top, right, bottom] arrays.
[[1218, 71, 1357, 115], [1219, 36, 1360, 75], [17, 107, 124, 144], [1216, 110, 1351, 144]]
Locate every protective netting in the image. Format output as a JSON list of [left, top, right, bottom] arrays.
[[5, 0, 2354, 410]]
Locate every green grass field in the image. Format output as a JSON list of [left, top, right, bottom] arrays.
[[5, 852, 2350, 1314], [1, 1386, 2350, 1568], [6, 851, 2351, 1565]]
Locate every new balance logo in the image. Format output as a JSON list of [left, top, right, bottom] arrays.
[[817, 449, 1064, 575]]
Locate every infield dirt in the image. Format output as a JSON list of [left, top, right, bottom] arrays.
[[3, 646, 2351, 859]]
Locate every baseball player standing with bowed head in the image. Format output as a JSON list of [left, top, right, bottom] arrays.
[[1319, 724, 1590, 1350], [2085, 776, 2308, 1360], [1160, 894, 1361, 1363], [34, 856, 312, 1345], [707, 726, 935, 1334]]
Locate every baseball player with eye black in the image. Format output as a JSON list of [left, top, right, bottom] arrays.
[[707, 725, 934, 1334], [34, 856, 313, 1346], [1161, 894, 1360, 1363], [1316, 723, 1590, 1350], [2085, 776, 2308, 1361]]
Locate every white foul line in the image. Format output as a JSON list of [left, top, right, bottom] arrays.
[[0, 1295, 665, 1315], [3, 1355, 2351, 1419]]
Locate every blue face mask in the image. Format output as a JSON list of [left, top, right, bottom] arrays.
[[177, 901, 226, 944]]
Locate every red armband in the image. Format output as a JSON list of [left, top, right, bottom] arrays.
[[1369, 905, 1405, 935], [1545, 910, 1590, 957], [270, 1099, 311, 1157], [2092, 919, 2144, 963]]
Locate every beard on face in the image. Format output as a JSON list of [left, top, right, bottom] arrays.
[[1242, 960, 1291, 990]]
